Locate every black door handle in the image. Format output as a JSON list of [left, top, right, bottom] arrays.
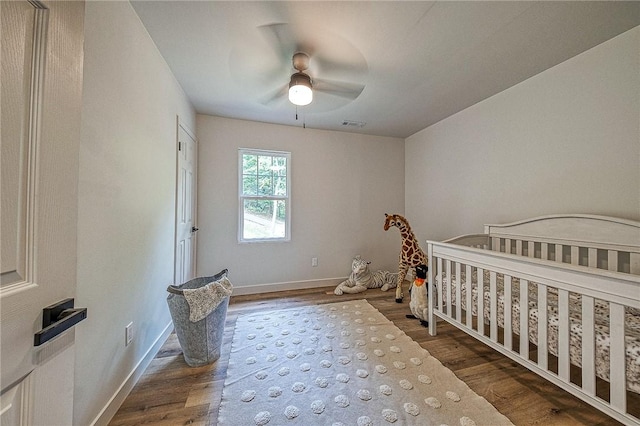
[[34, 298, 87, 346], [191, 226, 199, 233]]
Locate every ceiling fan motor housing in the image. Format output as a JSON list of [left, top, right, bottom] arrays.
[[289, 72, 312, 89], [292, 52, 310, 71]]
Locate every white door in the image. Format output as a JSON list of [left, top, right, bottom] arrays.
[[174, 121, 198, 285], [0, 1, 84, 424]]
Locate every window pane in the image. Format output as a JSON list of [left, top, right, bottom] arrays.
[[242, 153, 288, 196], [243, 199, 286, 239], [274, 176, 287, 196], [258, 175, 273, 196], [242, 154, 258, 195], [274, 156, 287, 176], [242, 154, 257, 174], [242, 175, 257, 195], [257, 155, 272, 175]]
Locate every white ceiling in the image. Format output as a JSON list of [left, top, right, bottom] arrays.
[[130, 1, 640, 138]]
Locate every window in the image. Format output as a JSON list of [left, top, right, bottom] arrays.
[[239, 149, 291, 242]]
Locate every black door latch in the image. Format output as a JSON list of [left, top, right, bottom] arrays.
[[34, 298, 87, 346]]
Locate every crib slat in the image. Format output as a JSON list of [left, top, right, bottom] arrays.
[[631, 252, 640, 275], [542, 243, 549, 260], [581, 295, 596, 396], [428, 248, 435, 336], [519, 279, 529, 359], [504, 275, 513, 351], [588, 248, 597, 268], [491, 237, 499, 252], [437, 257, 443, 311], [516, 240, 522, 256], [528, 241, 535, 258], [490, 271, 497, 342], [555, 244, 563, 263], [609, 302, 626, 411], [505, 239, 512, 254], [455, 262, 462, 320], [558, 289, 570, 382], [477, 268, 484, 336], [571, 246, 579, 266], [465, 265, 472, 327], [537, 284, 548, 371], [608, 250, 618, 272], [445, 260, 452, 315]]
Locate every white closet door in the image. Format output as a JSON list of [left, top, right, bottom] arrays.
[[175, 122, 198, 285]]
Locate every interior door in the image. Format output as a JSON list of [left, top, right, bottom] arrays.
[[175, 121, 198, 285], [0, 1, 84, 424]]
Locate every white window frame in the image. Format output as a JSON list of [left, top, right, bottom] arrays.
[[238, 148, 291, 243]]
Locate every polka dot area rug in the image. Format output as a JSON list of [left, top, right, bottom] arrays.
[[217, 300, 514, 426]]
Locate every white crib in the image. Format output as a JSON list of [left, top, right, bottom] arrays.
[[427, 214, 640, 425]]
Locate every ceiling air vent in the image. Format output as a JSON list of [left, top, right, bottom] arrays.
[[341, 120, 366, 128]]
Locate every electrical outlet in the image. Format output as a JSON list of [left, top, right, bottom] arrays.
[[125, 322, 133, 346], [311, 257, 318, 267]]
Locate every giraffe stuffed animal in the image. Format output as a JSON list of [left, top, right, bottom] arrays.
[[384, 213, 428, 303]]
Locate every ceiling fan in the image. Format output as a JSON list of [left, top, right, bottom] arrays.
[[255, 23, 368, 111], [288, 52, 313, 106]]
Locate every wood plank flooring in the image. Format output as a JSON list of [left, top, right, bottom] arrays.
[[109, 286, 635, 426]]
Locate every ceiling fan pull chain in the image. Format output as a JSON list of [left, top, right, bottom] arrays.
[[294, 103, 306, 128]]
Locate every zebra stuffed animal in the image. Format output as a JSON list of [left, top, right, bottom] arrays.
[[334, 255, 398, 295]]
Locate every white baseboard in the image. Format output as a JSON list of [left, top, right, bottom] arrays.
[[90, 321, 174, 426], [230, 277, 346, 296]]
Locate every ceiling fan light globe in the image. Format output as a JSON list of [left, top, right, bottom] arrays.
[[289, 85, 313, 106], [288, 72, 313, 106]]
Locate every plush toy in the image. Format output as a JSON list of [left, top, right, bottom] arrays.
[[334, 255, 398, 295], [408, 264, 429, 326], [383, 213, 428, 303]]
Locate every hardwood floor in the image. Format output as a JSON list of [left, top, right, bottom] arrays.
[[109, 286, 632, 425]]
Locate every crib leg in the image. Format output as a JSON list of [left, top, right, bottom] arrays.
[[428, 267, 436, 335], [428, 312, 437, 336]]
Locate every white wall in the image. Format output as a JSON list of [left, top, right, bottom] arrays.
[[406, 26, 640, 243], [75, 2, 195, 424], [71, 6, 638, 421], [196, 116, 405, 293]]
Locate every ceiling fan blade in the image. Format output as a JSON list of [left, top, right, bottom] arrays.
[[258, 23, 316, 66], [313, 78, 365, 100], [257, 23, 296, 64], [259, 84, 288, 106], [312, 56, 367, 81]]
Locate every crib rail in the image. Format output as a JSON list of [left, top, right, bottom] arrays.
[[487, 233, 640, 275], [484, 214, 640, 275], [427, 241, 640, 425]]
